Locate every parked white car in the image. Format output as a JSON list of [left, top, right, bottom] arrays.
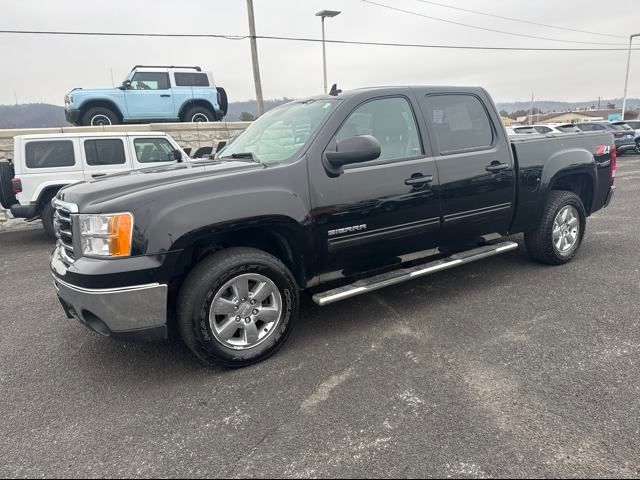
[[0, 132, 188, 238], [534, 123, 582, 134]]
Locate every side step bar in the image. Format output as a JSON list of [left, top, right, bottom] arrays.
[[312, 241, 518, 306]]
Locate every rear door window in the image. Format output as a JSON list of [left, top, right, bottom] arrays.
[[174, 73, 210, 87], [422, 94, 494, 154], [84, 139, 126, 166], [25, 140, 75, 168]]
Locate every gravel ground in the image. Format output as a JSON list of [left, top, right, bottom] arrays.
[[0, 155, 639, 478]]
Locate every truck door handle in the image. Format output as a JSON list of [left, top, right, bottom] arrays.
[[486, 162, 509, 173], [91, 173, 107, 179], [405, 174, 433, 186], [160, 94, 171, 98]]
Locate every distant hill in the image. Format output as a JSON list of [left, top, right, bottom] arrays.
[[495, 98, 640, 114], [2, 97, 640, 129], [0, 104, 68, 128], [0, 99, 294, 129]]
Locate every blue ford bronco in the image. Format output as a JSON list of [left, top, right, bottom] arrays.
[[64, 65, 228, 126]]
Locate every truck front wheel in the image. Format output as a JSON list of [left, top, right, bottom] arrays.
[[81, 107, 119, 127], [177, 247, 299, 368], [525, 191, 586, 265]]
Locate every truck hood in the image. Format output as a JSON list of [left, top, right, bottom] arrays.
[[57, 160, 263, 212], [68, 87, 124, 98]]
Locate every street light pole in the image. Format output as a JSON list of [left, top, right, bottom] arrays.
[[621, 33, 640, 120], [246, 0, 264, 116], [316, 10, 341, 94]]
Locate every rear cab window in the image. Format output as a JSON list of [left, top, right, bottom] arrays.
[[25, 140, 75, 169], [422, 94, 494, 154]]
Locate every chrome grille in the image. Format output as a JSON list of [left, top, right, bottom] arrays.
[[53, 200, 78, 264]]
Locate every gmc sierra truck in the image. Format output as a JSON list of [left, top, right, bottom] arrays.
[[50, 86, 617, 368]]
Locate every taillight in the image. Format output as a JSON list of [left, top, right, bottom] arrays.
[[217, 91, 221, 105], [11, 178, 22, 194], [610, 145, 617, 180]]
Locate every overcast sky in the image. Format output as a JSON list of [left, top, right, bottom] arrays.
[[0, 0, 639, 106]]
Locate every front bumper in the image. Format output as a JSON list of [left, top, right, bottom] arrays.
[[51, 245, 169, 341], [65, 108, 81, 125]]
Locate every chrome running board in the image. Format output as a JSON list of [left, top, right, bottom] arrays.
[[312, 241, 518, 306]]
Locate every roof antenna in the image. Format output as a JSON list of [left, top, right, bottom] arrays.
[[329, 83, 342, 96]]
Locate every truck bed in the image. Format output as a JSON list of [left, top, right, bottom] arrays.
[[509, 131, 614, 233]]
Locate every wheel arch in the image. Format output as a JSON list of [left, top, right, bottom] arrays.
[[167, 218, 311, 293], [540, 148, 597, 215], [178, 99, 217, 121], [78, 99, 123, 122], [33, 184, 69, 211]]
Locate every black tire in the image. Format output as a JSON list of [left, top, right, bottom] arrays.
[[635, 140, 640, 154], [81, 107, 119, 127], [0, 162, 17, 210], [177, 247, 299, 368], [525, 190, 586, 265], [217, 87, 228, 118], [183, 105, 214, 123], [41, 201, 56, 240]]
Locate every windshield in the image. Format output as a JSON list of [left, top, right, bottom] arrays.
[[218, 99, 339, 165]]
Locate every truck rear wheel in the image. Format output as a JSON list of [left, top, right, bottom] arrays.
[[41, 201, 56, 240], [177, 247, 299, 368], [81, 107, 119, 127], [525, 190, 586, 265], [184, 106, 214, 123], [0, 162, 17, 210]]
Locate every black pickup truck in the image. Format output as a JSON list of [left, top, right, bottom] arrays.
[[50, 86, 617, 368]]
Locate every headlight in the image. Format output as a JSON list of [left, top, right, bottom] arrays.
[[79, 213, 133, 257]]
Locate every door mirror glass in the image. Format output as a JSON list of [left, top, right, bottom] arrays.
[[325, 135, 381, 171]]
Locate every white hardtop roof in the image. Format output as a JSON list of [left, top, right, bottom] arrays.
[[17, 131, 172, 140], [134, 66, 209, 73]]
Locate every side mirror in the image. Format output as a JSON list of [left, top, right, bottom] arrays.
[[173, 150, 183, 161], [122, 80, 132, 90], [325, 135, 381, 174]]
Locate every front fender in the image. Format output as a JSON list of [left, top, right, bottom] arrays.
[[140, 188, 311, 254]]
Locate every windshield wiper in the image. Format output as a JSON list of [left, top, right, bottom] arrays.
[[219, 152, 262, 164]]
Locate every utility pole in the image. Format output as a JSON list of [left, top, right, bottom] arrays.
[[246, 0, 264, 116], [529, 91, 534, 125], [622, 33, 640, 120]]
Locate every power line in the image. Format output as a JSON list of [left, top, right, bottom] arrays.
[[0, 30, 248, 39], [412, 0, 626, 39], [361, 0, 627, 46], [1, 29, 639, 52]]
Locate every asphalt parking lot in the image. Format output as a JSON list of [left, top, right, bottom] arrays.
[[1, 155, 639, 479]]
